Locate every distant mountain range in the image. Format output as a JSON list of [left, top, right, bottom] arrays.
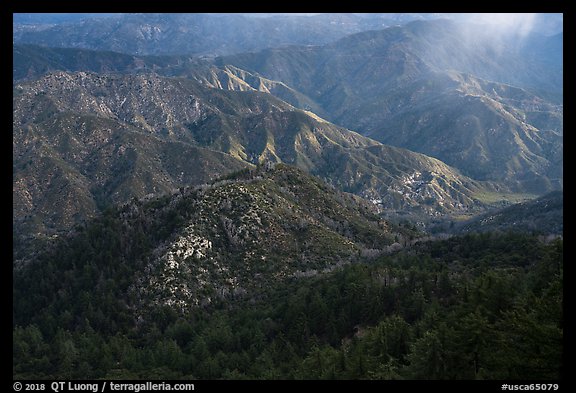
[[217, 20, 562, 190], [12, 17, 562, 247], [14, 70, 492, 240], [13, 13, 563, 57], [14, 18, 562, 194], [12, 13, 399, 57]]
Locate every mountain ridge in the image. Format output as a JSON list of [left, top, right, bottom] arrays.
[[14, 163, 414, 308], [14, 70, 495, 242], [216, 20, 562, 191], [14, 41, 562, 195]]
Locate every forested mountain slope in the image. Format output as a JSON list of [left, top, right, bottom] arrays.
[[14, 191, 563, 379]]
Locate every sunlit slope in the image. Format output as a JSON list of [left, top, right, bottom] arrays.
[[218, 20, 562, 193], [14, 71, 492, 238]]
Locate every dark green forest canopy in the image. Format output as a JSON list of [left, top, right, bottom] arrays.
[[13, 231, 562, 380]]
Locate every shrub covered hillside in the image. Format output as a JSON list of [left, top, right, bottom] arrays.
[[13, 164, 561, 379]]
